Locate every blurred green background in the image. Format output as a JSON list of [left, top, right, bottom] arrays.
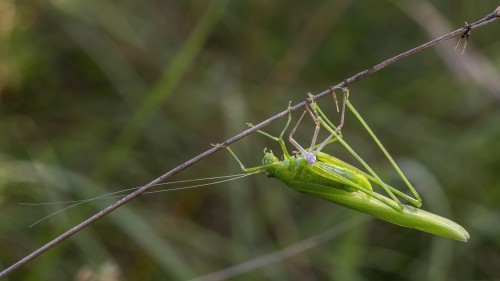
[[1, 0, 500, 280]]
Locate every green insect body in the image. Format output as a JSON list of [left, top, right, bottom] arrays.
[[263, 151, 371, 194], [227, 90, 469, 242], [262, 150, 469, 242]]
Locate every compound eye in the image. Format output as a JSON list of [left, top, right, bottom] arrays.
[[306, 153, 316, 166]]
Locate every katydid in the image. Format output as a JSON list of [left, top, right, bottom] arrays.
[[226, 89, 469, 242]]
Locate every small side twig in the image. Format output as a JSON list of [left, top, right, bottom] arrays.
[[1, 7, 498, 279]]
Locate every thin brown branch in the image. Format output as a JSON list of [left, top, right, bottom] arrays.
[[394, 1, 500, 99], [1, 8, 498, 279]]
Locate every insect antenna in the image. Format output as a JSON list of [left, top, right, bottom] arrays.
[[21, 173, 256, 228]]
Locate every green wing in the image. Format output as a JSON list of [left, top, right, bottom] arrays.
[[316, 152, 367, 176], [288, 181, 469, 242]]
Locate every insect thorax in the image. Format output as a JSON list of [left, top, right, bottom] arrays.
[[263, 151, 372, 194], [262, 153, 313, 183]]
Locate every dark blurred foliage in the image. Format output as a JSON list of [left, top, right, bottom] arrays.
[[1, 0, 500, 280]]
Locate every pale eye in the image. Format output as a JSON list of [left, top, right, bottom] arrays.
[[306, 153, 316, 166]]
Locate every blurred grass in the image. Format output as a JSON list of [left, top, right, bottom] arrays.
[[1, 0, 500, 280]]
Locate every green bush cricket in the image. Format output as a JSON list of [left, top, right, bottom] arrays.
[[225, 88, 469, 242]]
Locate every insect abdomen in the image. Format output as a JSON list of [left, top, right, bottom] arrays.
[[288, 181, 469, 242]]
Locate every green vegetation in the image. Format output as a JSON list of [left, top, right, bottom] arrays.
[[1, 1, 500, 280]]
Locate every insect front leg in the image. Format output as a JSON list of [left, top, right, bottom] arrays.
[[246, 103, 293, 159], [223, 145, 272, 174], [223, 102, 297, 173]]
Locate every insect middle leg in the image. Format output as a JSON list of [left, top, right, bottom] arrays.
[[306, 91, 345, 156], [288, 94, 341, 165], [287, 101, 321, 165]]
